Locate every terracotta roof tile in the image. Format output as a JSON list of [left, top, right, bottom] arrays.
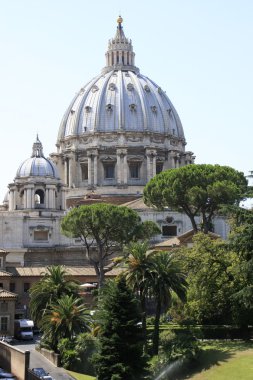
[[6, 266, 121, 277], [0, 270, 13, 277], [0, 289, 17, 299]]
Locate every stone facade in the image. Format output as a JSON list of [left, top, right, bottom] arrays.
[[0, 17, 228, 320]]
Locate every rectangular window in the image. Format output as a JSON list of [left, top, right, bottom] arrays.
[[104, 164, 115, 179], [81, 164, 88, 181], [0, 316, 8, 332], [156, 163, 163, 174], [0, 302, 8, 312], [162, 225, 177, 237], [34, 230, 48, 241], [24, 283, 30, 293], [0, 283, 3, 289], [130, 164, 139, 179], [10, 283, 16, 292]]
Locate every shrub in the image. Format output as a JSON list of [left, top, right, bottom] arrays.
[[57, 333, 97, 375]]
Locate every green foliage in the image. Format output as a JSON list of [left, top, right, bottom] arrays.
[[180, 233, 237, 324], [121, 241, 154, 347], [151, 329, 201, 378], [40, 294, 90, 352], [61, 203, 151, 287], [92, 277, 149, 380], [226, 207, 253, 326], [144, 164, 247, 233], [29, 265, 80, 326], [148, 251, 187, 355], [58, 338, 79, 369], [58, 333, 97, 375], [133, 220, 161, 241]]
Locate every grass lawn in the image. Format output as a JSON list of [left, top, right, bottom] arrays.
[[187, 341, 253, 380], [67, 370, 96, 380]]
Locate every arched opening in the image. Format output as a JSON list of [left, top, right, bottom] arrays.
[[20, 190, 24, 209], [35, 189, 45, 208]]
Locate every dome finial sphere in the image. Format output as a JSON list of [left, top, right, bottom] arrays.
[[117, 15, 123, 24]]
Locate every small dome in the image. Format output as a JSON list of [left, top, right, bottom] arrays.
[[16, 136, 59, 179]]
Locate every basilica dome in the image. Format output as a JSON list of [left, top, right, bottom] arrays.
[[51, 17, 194, 194], [17, 136, 59, 179], [58, 18, 184, 140]]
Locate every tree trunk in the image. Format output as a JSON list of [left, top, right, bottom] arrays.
[[98, 244, 105, 288], [186, 212, 198, 233], [140, 289, 147, 352], [152, 296, 161, 355]]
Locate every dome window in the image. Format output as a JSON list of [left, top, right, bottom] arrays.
[[144, 85, 150, 92], [158, 87, 163, 94], [167, 109, 173, 118], [91, 85, 99, 93], [106, 104, 113, 111], [70, 109, 75, 114], [85, 106, 92, 113], [127, 83, 134, 91], [151, 106, 157, 113], [109, 83, 116, 91], [129, 103, 136, 111], [104, 164, 115, 179]]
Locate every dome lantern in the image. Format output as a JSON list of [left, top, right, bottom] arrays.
[[31, 134, 44, 158], [103, 16, 138, 74]]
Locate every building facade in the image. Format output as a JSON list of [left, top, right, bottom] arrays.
[[0, 17, 228, 317]]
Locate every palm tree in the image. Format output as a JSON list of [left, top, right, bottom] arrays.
[[29, 265, 80, 326], [41, 294, 91, 351], [149, 251, 187, 355], [121, 241, 153, 346]]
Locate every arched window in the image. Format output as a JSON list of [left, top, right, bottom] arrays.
[[35, 189, 45, 207]]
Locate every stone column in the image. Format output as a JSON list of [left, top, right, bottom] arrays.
[[119, 51, 122, 64], [45, 188, 48, 208], [87, 155, 92, 186], [27, 188, 32, 209], [152, 154, 157, 177], [146, 149, 157, 180], [146, 154, 151, 182], [64, 158, 69, 186], [93, 152, 98, 186], [116, 151, 121, 185], [9, 189, 14, 211], [117, 149, 127, 185], [31, 187, 35, 209], [23, 189, 27, 209], [61, 187, 66, 210], [68, 157, 73, 187], [123, 154, 128, 185]]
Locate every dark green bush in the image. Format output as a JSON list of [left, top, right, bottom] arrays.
[[57, 333, 97, 375]]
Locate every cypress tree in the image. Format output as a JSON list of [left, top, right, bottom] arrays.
[[92, 277, 149, 380]]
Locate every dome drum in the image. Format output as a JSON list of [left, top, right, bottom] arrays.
[[51, 140, 194, 190]]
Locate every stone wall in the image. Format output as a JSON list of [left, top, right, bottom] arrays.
[[0, 341, 29, 380]]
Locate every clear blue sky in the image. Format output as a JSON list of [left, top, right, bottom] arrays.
[[0, 0, 253, 201]]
